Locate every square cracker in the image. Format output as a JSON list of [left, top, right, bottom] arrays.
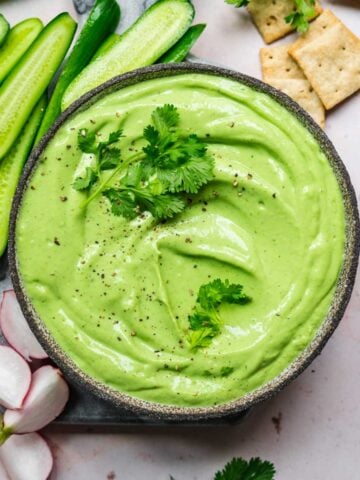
[[248, 0, 322, 44], [289, 10, 360, 109], [267, 78, 325, 127], [260, 45, 325, 127], [260, 45, 306, 80]]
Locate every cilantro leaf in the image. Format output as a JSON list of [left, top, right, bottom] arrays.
[[103, 187, 185, 221], [75, 128, 123, 192], [188, 279, 251, 350], [197, 278, 251, 311], [188, 310, 221, 338], [107, 130, 124, 144], [77, 128, 123, 163], [142, 105, 214, 195], [188, 327, 216, 350], [145, 193, 185, 220], [284, 0, 315, 33], [225, 0, 250, 6], [156, 151, 214, 194], [226, 0, 315, 32], [214, 457, 276, 480], [78, 129, 97, 154], [103, 188, 138, 220], [99, 147, 122, 170], [151, 104, 179, 138], [77, 105, 215, 221], [73, 167, 98, 191]]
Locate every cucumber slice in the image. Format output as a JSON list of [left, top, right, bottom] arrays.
[[0, 13, 76, 160], [159, 23, 206, 63], [0, 14, 10, 47], [0, 18, 43, 85], [35, 0, 120, 142], [62, 0, 194, 109], [0, 96, 47, 257]]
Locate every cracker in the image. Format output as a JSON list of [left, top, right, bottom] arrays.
[[289, 10, 360, 109], [268, 78, 325, 127], [248, 0, 322, 44], [260, 44, 325, 127], [260, 45, 306, 80]]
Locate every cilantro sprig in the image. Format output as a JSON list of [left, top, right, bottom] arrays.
[[188, 279, 251, 350], [73, 104, 214, 221], [214, 457, 276, 480], [73, 129, 123, 191], [225, 0, 316, 33], [284, 0, 316, 33], [225, 0, 250, 6]]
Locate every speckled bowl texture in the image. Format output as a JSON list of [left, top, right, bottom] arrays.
[[9, 63, 360, 422]]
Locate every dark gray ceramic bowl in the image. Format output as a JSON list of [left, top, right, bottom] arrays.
[[9, 63, 360, 422]]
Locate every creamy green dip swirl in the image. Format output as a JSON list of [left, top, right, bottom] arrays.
[[16, 74, 345, 407]]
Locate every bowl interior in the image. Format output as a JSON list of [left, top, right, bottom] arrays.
[[9, 63, 360, 421]]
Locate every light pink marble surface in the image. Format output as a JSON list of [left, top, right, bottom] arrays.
[[1, 1, 359, 478]]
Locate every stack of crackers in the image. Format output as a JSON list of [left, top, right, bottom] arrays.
[[247, 1, 360, 128]]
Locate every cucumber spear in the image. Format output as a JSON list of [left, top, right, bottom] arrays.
[[0, 13, 76, 160], [62, 0, 194, 109], [0, 14, 10, 47], [35, 0, 120, 143], [0, 18, 43, 85], [0, 96, 47, 257]]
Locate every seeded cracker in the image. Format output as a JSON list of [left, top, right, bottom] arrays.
[[248, 0, 322, 44], [289, 10, 360, 109], [260, 45, 325, 127]]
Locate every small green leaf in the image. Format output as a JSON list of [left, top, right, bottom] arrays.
[[78, 129, 97, 154], [225, 0, 250, 7], [151, 104, 179, 138], [99, 147, 121, 170], [107, 130, 124, 144], [284, 0, 316, 33], [214, 457, 276, 480], [197, 279, 251, 311], [187, 279, 251, 350], [103, 188, 138, 220], [73, 167, 98, 191], [76, 106, 215, 221]]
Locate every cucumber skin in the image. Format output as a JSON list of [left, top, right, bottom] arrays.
[[62, 0, 194, 109], [0, 14, 10, 47], [0, 18, 43, 85], [159, 23, 206, 63], [0, 13, 76, 160], [35, 0, 120, 142], [0, 96, 47, 257], [92, 32, 120, 60]]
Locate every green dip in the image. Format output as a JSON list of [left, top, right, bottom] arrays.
[[16, 73, 345, 407]]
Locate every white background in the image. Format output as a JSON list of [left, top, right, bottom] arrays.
[[0, 0, 359, 478]]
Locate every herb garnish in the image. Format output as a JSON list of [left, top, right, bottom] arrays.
[[73, 129, 123, 191], [188, 279, 251, 350], [225, 0, 316, 33], [225, 0, 250, 6], [284, 0, 316, 33], [73, 104, 214, 220], [214, 457, 276, 480]]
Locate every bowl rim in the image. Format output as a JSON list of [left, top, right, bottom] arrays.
[[8, 62, 360, 421]]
